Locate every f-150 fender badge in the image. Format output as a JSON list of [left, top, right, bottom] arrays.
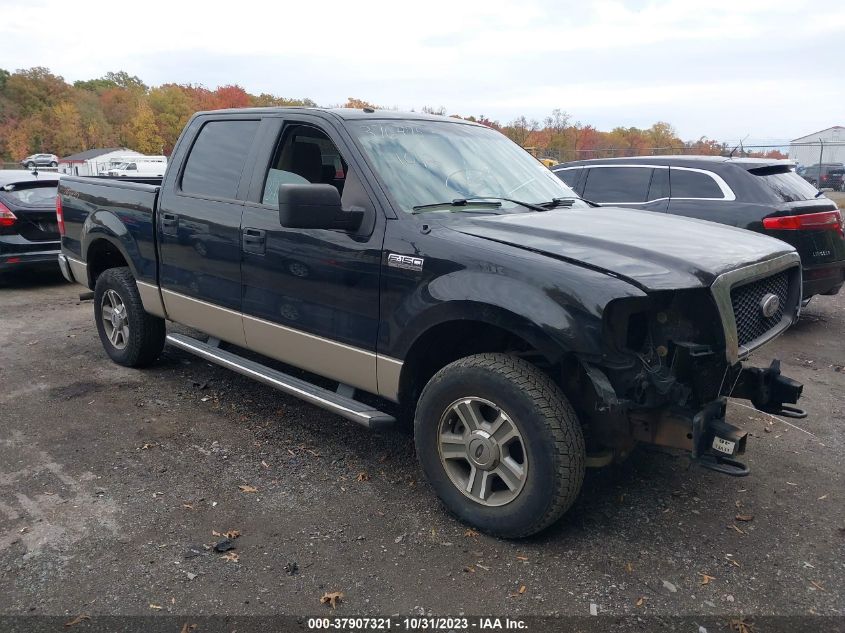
[[387, 253, 424, 272]]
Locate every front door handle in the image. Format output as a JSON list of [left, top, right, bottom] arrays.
[[243, 228, 266, 254]]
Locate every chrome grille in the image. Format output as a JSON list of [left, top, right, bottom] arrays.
[[730, 271, 789, 347]]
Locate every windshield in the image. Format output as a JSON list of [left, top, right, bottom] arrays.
[[348, 120, 582, 213]]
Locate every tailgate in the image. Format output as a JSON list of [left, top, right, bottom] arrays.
[[748, 165, 845, 267]]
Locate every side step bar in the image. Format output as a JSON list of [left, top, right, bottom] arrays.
[[165, 333, 395, 430]]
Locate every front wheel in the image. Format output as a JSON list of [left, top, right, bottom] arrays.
[[50, 161, 58, 167], [414, 353, 585, 538], [94, 267, 165, 367]]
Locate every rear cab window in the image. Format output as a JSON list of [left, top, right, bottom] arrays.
[[749, 166, 821, 202], [582, 167, 653, 203], [181, 119, 260, 199]]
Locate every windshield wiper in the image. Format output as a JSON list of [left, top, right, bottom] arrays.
[[541, 196, 601, 208], [412, 199, 503, 213], [412, 196, 551, 214]]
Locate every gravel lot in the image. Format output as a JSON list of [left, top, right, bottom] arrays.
[[1, 269, 843, 621]]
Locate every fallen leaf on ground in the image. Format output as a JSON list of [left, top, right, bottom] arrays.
[[356, 472, 370, 482], [817, 494, 828, 500], [238, 485, 258, 493], [700, 573, 716, 586], [635, 597, 646, 607], [729, 616, 754, 633], [149, 604, 163, 610], [182, 503, 193, 510], [224, 529, 241, 539], [735, 514, 754, 522], [518, 585, 526, 594], [140, 443, 154, 450], [463, 566, 476, 573], [180, 624, 197, 633], [211, 530, 222, 537], [516, 555, 528, 561], [810, 580, 825, 592], [728, 524, 746, 535], [64, 614, 90, 627], [464, 528, 479, 537], [320, 591, 344, 609], [261, 460, 269, 468], [222, 551, 239, 562], [625, 562, 633, 573]]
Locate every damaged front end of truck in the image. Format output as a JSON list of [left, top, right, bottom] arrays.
[[580, 252, 806, 476]]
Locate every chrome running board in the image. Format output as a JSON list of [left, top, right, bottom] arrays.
[[165, 333, 394, 430]]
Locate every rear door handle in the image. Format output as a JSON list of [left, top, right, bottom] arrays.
[[161, 213, 178, 233], [243, 228, 266, 254]]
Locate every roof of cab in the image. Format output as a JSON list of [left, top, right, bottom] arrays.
[[191, 107, 483, 125]]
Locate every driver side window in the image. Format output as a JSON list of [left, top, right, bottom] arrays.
[[262, 125, 348, 205]]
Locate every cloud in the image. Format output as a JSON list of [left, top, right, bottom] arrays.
[[0, 0, 842, 140]]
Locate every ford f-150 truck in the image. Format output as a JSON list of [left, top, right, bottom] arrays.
[[58, 108, 806, 537]]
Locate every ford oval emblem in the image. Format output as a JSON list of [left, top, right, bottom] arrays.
[[760, 293, 780, 319]]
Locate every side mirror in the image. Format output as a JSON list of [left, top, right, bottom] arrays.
[[278, 184, 363, 231]]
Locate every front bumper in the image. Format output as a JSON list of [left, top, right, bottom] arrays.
[[629, 359, 804, 477]]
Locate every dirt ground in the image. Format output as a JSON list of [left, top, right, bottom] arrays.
[[1, 269, 843, 621]]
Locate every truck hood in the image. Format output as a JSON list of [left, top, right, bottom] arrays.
[[451, 207, 796, 291]]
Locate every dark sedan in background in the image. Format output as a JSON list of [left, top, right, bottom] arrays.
[[552, 156, 845, 299], [0, 170, 61, 274]]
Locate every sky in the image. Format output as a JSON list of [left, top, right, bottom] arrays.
[[1, 0, 843, 143]]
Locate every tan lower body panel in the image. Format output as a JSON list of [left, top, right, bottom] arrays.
[[243, 314, 380, 395], [136, 281, 167, 318], [66, 257, 88, 287], [158, 289, 403, 401], [161, 289, 247, 347], [376, 356, 403, 402]]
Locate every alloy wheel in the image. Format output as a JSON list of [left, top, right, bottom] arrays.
[[437, 397, 528, 506]]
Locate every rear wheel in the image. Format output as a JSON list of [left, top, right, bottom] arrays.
[[50, 161, 58, 167], [94, 267, 165, 367], [414, 353, 585, 538]]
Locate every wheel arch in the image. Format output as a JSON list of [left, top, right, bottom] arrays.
[[394, 302, 577, 411]]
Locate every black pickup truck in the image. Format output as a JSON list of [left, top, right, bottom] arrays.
[[58, 108, 806, 537]]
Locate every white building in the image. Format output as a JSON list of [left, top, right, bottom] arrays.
[[789, 126, 845, 167], [59, 148, 143, 176]]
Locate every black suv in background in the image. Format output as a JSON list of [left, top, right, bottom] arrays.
[[553, 156, 845, 299], [0, 170, 61, 274], [798, 163, 844, 191]]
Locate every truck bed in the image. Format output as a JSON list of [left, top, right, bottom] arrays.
[[58, 175, 161, 287]]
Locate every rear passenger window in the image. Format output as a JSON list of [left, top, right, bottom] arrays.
[[670, 169, 723, 198], [582, 167, 652, 203], [181, 120, 259, 199], [554, 168, 582, 189]]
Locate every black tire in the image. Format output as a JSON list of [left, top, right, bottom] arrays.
[[414, 353, 585, 538], [94, 267, 165, 367], [25, 162, 34, 169], [50, 161, 58, 167]]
